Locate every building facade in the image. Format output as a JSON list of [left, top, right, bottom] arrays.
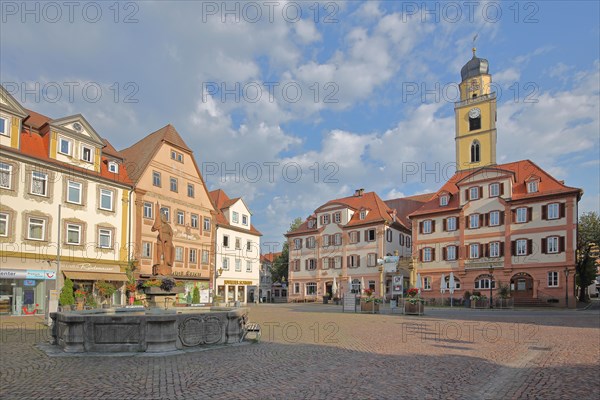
[[0, 86, 132, 315], [409, 51, 582, 307], [121, 125, 215, 301], [259, 252, 281, 302], [286, 189, 418, 301], [210, 190, 261, 304]]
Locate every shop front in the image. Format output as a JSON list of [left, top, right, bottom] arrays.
[[61, 263, 128, 306], [171, 271, 210, 305], [0, 268, 57, 316], [216, 279, 257, 305]]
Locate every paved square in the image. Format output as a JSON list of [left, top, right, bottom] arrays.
[[1, 304, 599, 399]]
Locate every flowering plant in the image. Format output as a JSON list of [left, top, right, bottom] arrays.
[[74, 289, 87, 299], [406, 297, 425, 305], [142, 279, 162, 288], [363, 288, 375, 297], [407, 288, 420, 297], [126, 282, 137, 292], [470, 294, 487, 301]]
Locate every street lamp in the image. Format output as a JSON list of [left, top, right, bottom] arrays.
[[213, 267, 223, 304], [488, 266, 494, 309], [564, 268, 570, 308]]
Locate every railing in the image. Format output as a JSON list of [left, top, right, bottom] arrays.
[[454, 92, 497, 108]]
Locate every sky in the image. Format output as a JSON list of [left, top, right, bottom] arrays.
[[1, 0, 599, 252]]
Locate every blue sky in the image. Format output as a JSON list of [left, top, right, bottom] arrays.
[[2, 1, 599, 250]]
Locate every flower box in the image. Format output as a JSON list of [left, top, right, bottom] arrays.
[[404, 302, 425, 315], [360, 301, 380, 313], [144, 286, 185, 295], [471, 299, 489, 309]]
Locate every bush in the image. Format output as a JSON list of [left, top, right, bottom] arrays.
[[463, 290, 471, 300], [59, 278, 75, 306], [85, 294, 97, 308], [192, 287, 200, 304]]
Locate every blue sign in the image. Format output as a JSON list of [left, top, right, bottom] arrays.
[[23, 280, 36, 286]]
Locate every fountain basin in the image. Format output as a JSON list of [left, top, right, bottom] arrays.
[[50, 307, 248, 353]]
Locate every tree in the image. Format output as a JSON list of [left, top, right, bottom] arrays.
[[192, 286, 200, 304], [59, 278, 75, 307], [270, 217, 303, 283], [576, 212, 600, 302]]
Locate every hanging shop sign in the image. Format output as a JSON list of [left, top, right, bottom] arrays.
[[0, 269, 57, 280]]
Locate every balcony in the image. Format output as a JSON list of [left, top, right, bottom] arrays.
[[454, 92, 496, 109]]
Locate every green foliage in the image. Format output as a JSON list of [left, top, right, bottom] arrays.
[[498, 282, 511, 299], [59, 278, 75, 306], [192, 286, 200, 304], [576, 212, 600, 301], [96, 281, 116, 303], [270, 217, 303, 283], [85, 294, 97, 308]]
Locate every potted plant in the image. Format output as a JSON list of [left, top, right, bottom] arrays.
[[361, 288, 382, 312], [59, 278, 75, 311], [85, 294, 97, 309], [74, 289, 87, 310], [125, 282, 137, 305], [192, 286, 200, 304], [497, 283, 511, 308], [96, 280, 116, 308], [404, 288, 425, 315], [470, 292, 488, 308]]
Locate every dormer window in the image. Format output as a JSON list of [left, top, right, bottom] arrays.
[[108, 162, 118, 173], [0, 116, 8, 136], [489, 183, 501, 197], [527, 180, 539, 193], [322, 214, 330, 225], [171, 150, 183, 163], [439, 195, 449, 206], [333, 212, 341, 223], [81, 145, 93, 163], [469, 187, 480, 200], [308, 220, 315, 229], [359, 210, 366, 220], [59, 137, 72, 156]]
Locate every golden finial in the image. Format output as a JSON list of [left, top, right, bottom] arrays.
[[472, 34, 479, 57]]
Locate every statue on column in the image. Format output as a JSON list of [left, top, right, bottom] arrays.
[[151, 202, 175, 276]]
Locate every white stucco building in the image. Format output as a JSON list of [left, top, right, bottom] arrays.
[[210, 190, 261, 304]]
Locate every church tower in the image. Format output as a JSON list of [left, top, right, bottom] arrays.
[[455, 48, 497, 171]]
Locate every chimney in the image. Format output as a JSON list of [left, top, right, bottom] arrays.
[[354, 188, 365, 197]]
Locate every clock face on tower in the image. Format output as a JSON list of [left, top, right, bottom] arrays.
[[469, 108, 481, 119]]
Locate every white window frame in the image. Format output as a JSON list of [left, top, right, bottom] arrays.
[[0, 116, 8, 136], [516, 239, 528, 256], [142, 242, 152, 258], [423, 220, 432, 234], [170, 177, 178, 192], [203, 217, 211, 231], [527, 181, 538, 193], [333, 212, 341, 223], [359, 211, 366, 220], [59, 137, 72, 155], [222, 257, 229, 270], [246, 260, 252, 272], [322, 258, 330, 270], [516, 208, 527, 223], [175, 247, 184, 262], [202, 250, 209, 264], [469, 243, 480, 259], [66, 223, 82, 245], [223, 235, 229, 248], [98, 228, 112, 249], [294, 238, 302, 250], [489, 183, 500, 197], [232, 212, 239, 223], [187, 183, 194, 198], [189, 249, 197, 264], [423, 248, 432, 262], [323, 214, 330, 224], [489, 242, 500, 258], [439, 195, 449, 206], [67, 181, 82, 204], [81, 145, 93, 163], [446, 217, 457, 231], [547, 271, 559, 287], [423, 277, 431, 291], [308, 219, 315, 229], [547, 237, 559, 254], [469, 187, 479, 200], [108, 162, 118, 173], [177, 211, 185, 225], [446, 246, 457, 261], [28, 217, 46, 241], [235, 237, 241, 250], [160, 207, 170, 222], [475, 278, 495, 289], [547, 203, 559, 220], [294, 282, 300, 294], [99, 189, 113, 211], [246, 240, 252, 252], [0, 162, 12, 189], [367, 253, 377, 267], [152, 171, 161, 187], [366, 229, 376, 242], [308, 259, 317, 270], [469, 214, 479, 229], [322, 235, 330, 247], [31, 171, 48, 196], [143, 202, 153, 219], [334, 234, 342, 246], [191, 214, 199, 228], [0, 213, 8, 237], [307, 236, 315, 249], [242, 214, 248, 226], [489, 211, 500, 226], [235, 259, 242, 272], [306, 282, 317, 295]]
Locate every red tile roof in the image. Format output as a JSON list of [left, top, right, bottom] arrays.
[[385, 193, 433, 229], [23, 109, 51, 129], [409, 160, 582, 217], [261, 252, 282, 263], [101, 139, 123, 160], [120, 124, 192, 183], [209, 189, 262, 236]]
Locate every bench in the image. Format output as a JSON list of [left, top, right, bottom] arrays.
[[241, 322, 261, 342]]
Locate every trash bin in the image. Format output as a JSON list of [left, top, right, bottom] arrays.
[[323, 296, 329, 304], [262, 296, 266, 303]]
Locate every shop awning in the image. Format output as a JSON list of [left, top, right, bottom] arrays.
[[63, 271, 128, 282]]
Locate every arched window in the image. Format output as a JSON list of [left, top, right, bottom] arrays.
[[470, 141, 481, 163], [351, 279, 361, 293]]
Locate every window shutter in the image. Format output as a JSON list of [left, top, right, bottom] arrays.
[[431, 220, 436, 232], [431, 248, 435, 261], [479, 214, 485, 227], [479, 186, 483, 198], [559, 203, 566, 218], [527, 239, 533, 255], [419, 222, 423, 234], [464, 245, 469, 259], [559, 236, 565, 253], [500, 183, 505, 195], [485, 243, 490, 257], [500, 211, 505, 225], [511, 241, 516, 256], [511, 209, 516, 223], [442, 219, 447, 231], [479, 244, 485, 258], [465, 216, 469, 228], [347, 256, 351, 267], [305, 259, 308, 270], [527, 207, 533, 222], [541, 205, 547, 220], [465, 189, 470, 201], [357, 255, 361, 267], [541, 238, 547, 254], [499, 242, 504, 257], [419, 249, 423, 262], [442, 247, 447, 260]]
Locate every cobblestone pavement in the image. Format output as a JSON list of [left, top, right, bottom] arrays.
[[1, 304, 599, 399]]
